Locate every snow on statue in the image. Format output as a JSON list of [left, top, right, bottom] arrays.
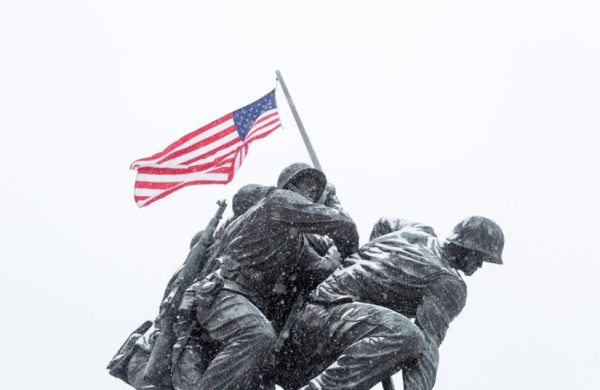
[[108, 162, 504, 390]]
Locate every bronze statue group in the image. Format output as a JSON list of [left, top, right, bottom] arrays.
[[108, 162, 504, 390]]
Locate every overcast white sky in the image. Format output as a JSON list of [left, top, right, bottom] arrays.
[[1, 1, 599, 389]]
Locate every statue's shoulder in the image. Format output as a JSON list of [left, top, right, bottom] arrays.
[[266, 188, 309, 205]]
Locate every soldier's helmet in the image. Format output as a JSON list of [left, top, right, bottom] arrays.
[[232, 184, 275, 217], [277, 162, 327, 200], [447, 216, 504, 264]]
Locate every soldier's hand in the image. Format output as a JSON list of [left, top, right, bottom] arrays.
[[325, 244, 342, 268], [306, 234, 335, 255], [320, 182, 343, 210], [177, 281, 203, 319]]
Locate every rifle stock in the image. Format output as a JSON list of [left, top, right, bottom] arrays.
[[142, 200, 227, 384]]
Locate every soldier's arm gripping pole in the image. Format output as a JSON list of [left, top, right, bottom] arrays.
[[142, 200, 227, 384]]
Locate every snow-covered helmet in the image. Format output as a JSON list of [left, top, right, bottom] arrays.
[[447, 216, 504, 264], [277, 162, 327, 200], [232, 184, 275, 216]]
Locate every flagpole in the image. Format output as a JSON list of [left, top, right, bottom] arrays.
[[275, 70, 323, 171], [275, 70, 396, 390]]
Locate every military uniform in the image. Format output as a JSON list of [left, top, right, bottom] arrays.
[[275, 217, 467, 390], [110, 185, 280, 390], [173, 188, 358, 390]]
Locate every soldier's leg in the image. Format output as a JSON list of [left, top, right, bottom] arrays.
[[278, 302, 426, 390], [195, 290, 277, 390], [125, 324, 173, 390]]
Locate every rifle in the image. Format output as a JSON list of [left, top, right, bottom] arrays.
[[142, 200, 227, 385]]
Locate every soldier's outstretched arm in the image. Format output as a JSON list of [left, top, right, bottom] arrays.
[[295, 236, 342, 291], [267, 190, 359, 258]]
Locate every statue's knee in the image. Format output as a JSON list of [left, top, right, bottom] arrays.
[[383, 318, 426, 359], [239, 320, 277, 351], [401, 324, 426, 358]]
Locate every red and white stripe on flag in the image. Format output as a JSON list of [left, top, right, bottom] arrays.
[[130, 90, 281, 207]]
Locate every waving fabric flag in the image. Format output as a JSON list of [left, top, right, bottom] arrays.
[[130, 89, 281, 207]]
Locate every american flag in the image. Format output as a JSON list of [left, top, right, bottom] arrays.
[[130, 89, 281, 207]]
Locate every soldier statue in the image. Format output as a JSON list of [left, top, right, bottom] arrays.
[[273, 216, 504, 390], [171, 163, 358, 390], [109, 163, 504, 390]]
